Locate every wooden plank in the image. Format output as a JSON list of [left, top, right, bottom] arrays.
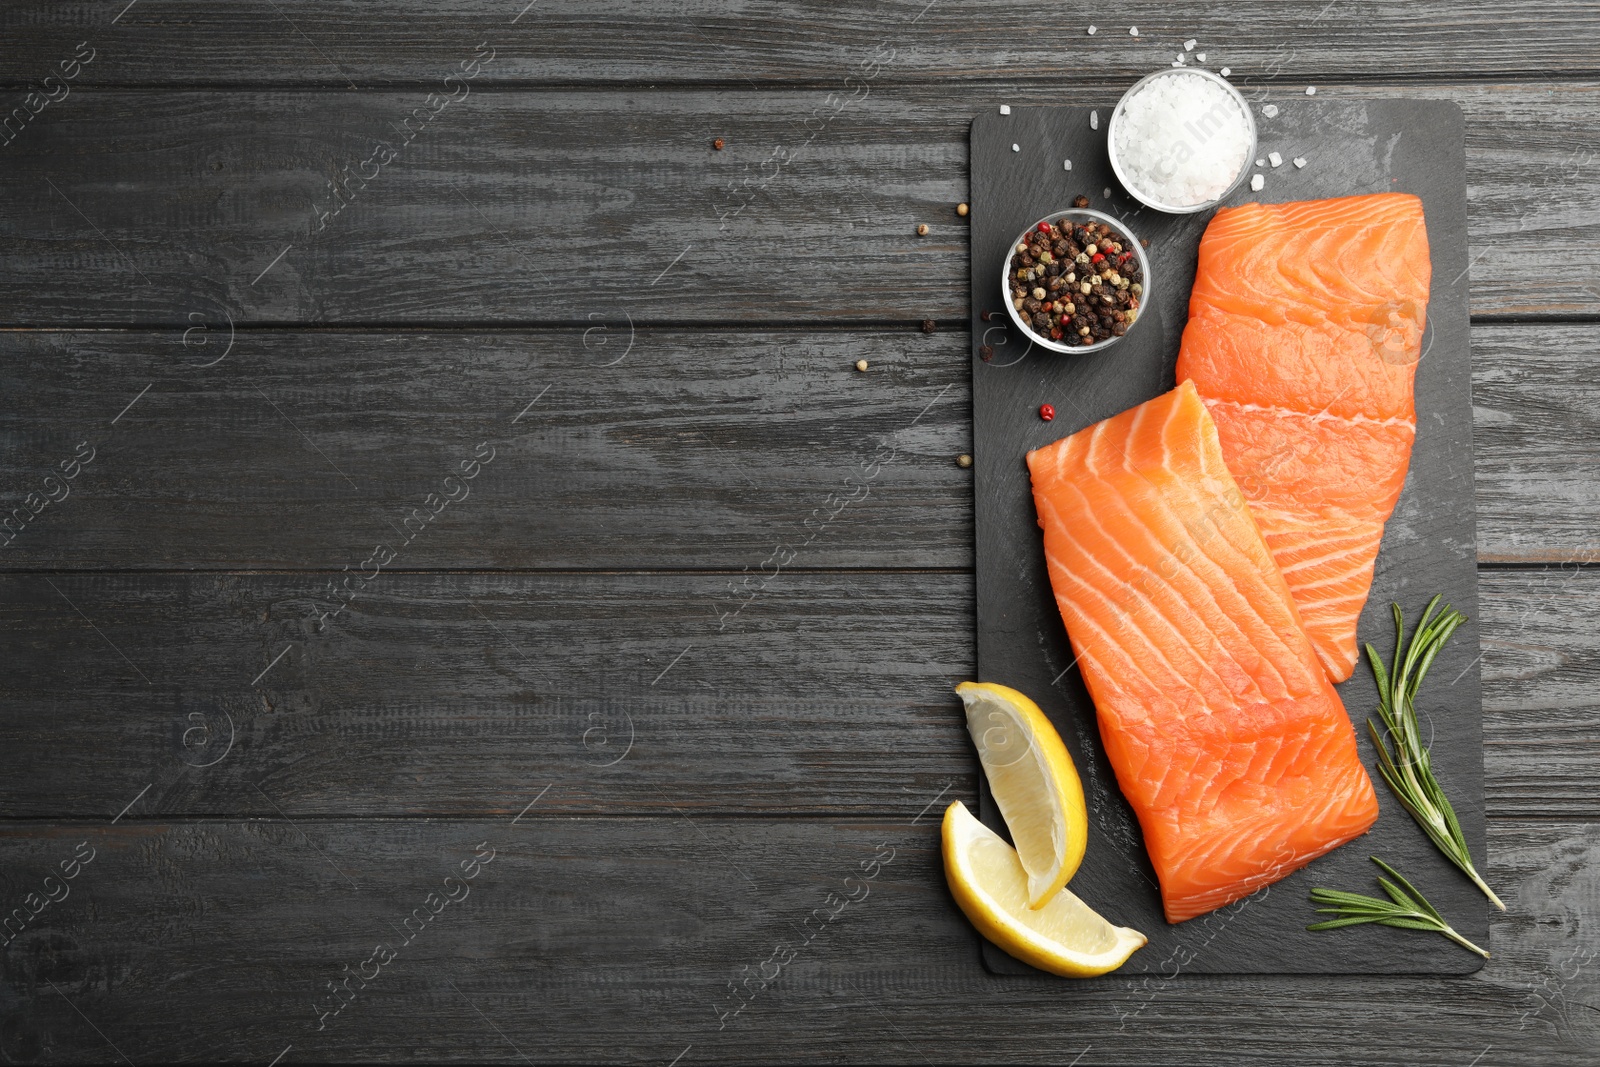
[[1478, 565, 1600, 820], [0, 84, 1595, 325], [1473, 326, 1600, 564], [0, 816, 1591, 1063], [0, 328, 969, 570], [0, 568, 1594, 818], [0, 570, 976, 818], [2, 2, 1599, 85], [0, 322, 1594, 570]]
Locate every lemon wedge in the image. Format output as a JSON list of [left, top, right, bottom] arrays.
[[955, 680, 1087, 908], [942, 800, 1146, 977]]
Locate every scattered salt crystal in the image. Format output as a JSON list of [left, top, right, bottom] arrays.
[[1129, 26, 1139, 36], [1087, 25, 1097, 35], [1268, 151, 1283, 168], [1293, 157, 1307, 168], [1220, 67, 1231, 76], [1174, 53, 1186, 65], [1256, 159, 1265, 167], [1111, 69, 1254, 209], [1063, 159, 1073, 171], [1196, 53, 1207, 62], [1262, 104, 1279, 118], [999, 104, 1011, 115], [1305, 86, 1317, 96], [1011, 143, 1020, 152], [1090, 110, 1099, 130], [1184, 39, 1197, 51], [1250, 173, 1265, 192], [1103, 187, 1112, 197]]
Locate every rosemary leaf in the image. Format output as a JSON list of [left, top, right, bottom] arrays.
[[1308, 857, 1489, 959], [1365, 595, 1504, 910]]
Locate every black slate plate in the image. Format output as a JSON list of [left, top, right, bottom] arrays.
[[968, 99, 1485, 975]]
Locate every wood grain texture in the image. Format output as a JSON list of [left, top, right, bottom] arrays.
[[0, 568, 1593, 819], [0, 323, 1594, 570], [0, 328, 969, 570], [1472, 327, 1600, 564], [0, 817, 1592, 1064], [2, 1, 1599, 85], [0, 0, 1595, 1052], [0, 570, 975, 818], [0, 85, 1596, 326]]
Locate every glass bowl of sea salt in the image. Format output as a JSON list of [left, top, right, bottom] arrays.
[[1107, 68, 1256, 214]]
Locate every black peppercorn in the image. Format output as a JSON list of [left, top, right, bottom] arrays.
[[921, 319, 935, 334], [1072, 194, 1090, 208], [979, 344, 994, 361]]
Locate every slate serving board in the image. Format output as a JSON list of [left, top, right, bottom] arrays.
[[969, 99, 1485, 975]]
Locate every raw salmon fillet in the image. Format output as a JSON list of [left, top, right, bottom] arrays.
[[1176, 193, 1431, 682], [1027, 381, 1379, 923]]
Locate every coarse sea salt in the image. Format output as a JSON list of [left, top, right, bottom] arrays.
[[1196, 52, 1207, 62], [1012, 143, 1020, 152], [1064, 159, 1073, 170], [1293, 157, 1307, 168], [1129, 26, 1139, 36], [999, 104, 1011, 115], [1220, 67, 1231, 76], [1112, 70, 1254, 209], [1306, 86, 1317, 96], [1184, 39, 1197, 51], [1262, 103, 1279, 118], [1250, 173, 1265, 192], [1090, 109, 1099, 130], [1088, 25, 1097, 35], [1268, 151, 1283, 167]]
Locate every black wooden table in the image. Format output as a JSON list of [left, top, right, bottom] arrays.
[[1, 3, 1596, 1063]]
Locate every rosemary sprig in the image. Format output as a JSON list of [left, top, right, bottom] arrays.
[[1309, 856, 1489, 959], [1365, 595, 1504, 910]]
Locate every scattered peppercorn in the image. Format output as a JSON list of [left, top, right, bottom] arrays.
[[921, 319, 935, 334], [957, 203, 970, 217], [1072, 194, 1090, 208], [712, 138, 725, 150], [855, 359, 868, 372], [979, 345, 994, 362], [1039, 403, 1056, 422], [916, 223, 930, 236], [957, 453, 973, 468]]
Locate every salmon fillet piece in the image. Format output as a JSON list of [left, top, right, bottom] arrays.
[[1176, 193, 1431, 681], [1027, 381, 1379, 923]]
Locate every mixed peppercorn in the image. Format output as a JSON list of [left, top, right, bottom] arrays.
[[1007, 213, 1143, 347]]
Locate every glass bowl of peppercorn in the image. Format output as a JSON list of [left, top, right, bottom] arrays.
[[1000, 208, 1150, 354]]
